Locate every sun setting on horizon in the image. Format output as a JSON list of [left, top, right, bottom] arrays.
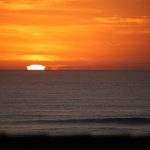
[[27, 65, 46, 71], [0, 0, 150, 70], [1, 0, 150, 140]]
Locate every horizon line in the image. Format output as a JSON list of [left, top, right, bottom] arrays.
[[0, 69, 150, 71]]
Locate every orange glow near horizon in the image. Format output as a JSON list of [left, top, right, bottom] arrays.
[[0, 0, 150, 70]]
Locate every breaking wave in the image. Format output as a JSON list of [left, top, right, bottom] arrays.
[[17, 117, 150, 125]]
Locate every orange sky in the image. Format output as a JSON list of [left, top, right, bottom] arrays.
[[0, 0, 150, 70]]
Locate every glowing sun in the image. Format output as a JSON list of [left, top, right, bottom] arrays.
[[27, 64, 46, 71]]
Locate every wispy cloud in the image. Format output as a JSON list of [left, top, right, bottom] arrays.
[[94, 16, 150, 24]]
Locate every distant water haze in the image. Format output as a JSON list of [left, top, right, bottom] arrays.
[[0, 71, 150, 135]]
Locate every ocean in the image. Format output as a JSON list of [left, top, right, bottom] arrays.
[[0, 71, 150, 135]]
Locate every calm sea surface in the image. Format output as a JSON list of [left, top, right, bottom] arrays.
[[0, 71, 150, 135]]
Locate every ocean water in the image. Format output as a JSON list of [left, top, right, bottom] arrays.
[[0, 71, 150, 135]]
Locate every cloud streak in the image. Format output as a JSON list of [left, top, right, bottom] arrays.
[[94, 16, 150, 24]]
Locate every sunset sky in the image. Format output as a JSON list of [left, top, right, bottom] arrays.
[[0, 0, 150, 70]]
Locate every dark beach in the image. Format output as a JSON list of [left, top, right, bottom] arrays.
[[0, 134, 150, 149]]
